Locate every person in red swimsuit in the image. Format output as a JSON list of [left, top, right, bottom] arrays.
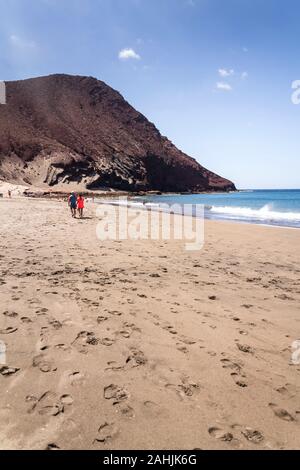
[[77, 194, 85, 218]]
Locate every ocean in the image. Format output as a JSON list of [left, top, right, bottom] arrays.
[[132, 189, 300, 229]]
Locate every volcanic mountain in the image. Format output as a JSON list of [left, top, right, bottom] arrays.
[[0, 74, 235, 193]]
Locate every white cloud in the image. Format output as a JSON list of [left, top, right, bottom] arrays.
[[241, 71, 248, 79], [216, 82, 232, 91], [10, 34, 37, 49], [118, 48, 141, 60], [218, 68, 234, 77]]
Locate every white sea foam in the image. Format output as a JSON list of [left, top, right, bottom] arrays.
[[96, 199, 300, 227], [96, 199, 162, 209], [96, 199, 144, 208], [209, 204, 300, 222]]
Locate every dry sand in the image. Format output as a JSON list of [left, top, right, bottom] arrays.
[[0, 196, 299, 450]]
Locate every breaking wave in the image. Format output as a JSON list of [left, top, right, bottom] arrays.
[[209, 204, 300, 222]]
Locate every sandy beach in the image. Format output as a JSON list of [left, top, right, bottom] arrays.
[[0, 196, 299, 450]]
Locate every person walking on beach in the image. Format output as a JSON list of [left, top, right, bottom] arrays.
[[77, 194, 85, 219], [68, 192, 77, 218], [8, 190, 11, 198]]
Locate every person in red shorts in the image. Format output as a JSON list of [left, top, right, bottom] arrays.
[[77, 194, 85, 218]]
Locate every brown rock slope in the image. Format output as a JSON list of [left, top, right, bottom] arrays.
[[0, 74, 235, 192]]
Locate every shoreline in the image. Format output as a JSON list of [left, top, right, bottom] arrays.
[[2, 181, 299, 230], [94, 197, 300, 231]]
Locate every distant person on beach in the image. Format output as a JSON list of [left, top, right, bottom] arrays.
[[68, 192, 77, 218], [8, 190, 11, 198], [77, 194, 85, 218]]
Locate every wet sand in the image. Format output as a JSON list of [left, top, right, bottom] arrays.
[[0, 197, 300, 450]]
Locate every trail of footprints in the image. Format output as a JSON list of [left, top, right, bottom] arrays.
[[1, 279, 299, 450]]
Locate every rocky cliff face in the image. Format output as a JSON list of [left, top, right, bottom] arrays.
[[0, 74, 235, 192]]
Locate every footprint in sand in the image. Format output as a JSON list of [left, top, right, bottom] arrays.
[[231, 373, 248, 388], [27, 392, 61, 416], [0, 366, 20, 377], [104, 384, 129, 405], [72, 331, 99, 353], [55, 343, 71, 352], [94, 422, 119, 444], [21, 317, 32, 324], [2, 311, 18, 318], [275, 383, 296, 399], [69, 371, 86, 386], [208, 427, 234, 442], [116, 403, 135, 419], [116, 323, 140, 339], [27, 392, 73, 416], [236, 343, 255, 354], [207, 351, 217, 357], [208, 295, 218, 301], [97, 316, 108, 324], [60, 394, 74, 406], [107, 310, 122, 317], [99, 337, 115, 347], [49, 319, 63, 330], [166, 379, 200, 400], [143, 401, 160, 415], [0, 327, 18, 334], [163, 325, 178, 335], [123, 322, 141, 333], [269, 403, 295, 422], [40, 326, 51, 341], [118, 330, 131, 339], [36, 308, 49, 316], [46, 443, 61, 450], [177, 336, 197, 346], [221, 358, 248, 388], [239, 330, 248, 336], [126, 349, 147, 368], [275, 385, 289, 396], [176, 344, 189, 354], [105, 361, 125, 372], [32, 354, 57, 373], [241, 428, 264, 444], [232, 317, 241, 322], [221, 358, 243, 372]]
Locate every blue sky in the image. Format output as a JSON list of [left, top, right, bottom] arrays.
[[0, 0, 299, 189]]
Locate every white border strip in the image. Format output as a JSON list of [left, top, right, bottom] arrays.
[[0, 81, 6, 105]]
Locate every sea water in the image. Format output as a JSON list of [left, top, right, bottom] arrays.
[[134, 190, 300, 229]]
